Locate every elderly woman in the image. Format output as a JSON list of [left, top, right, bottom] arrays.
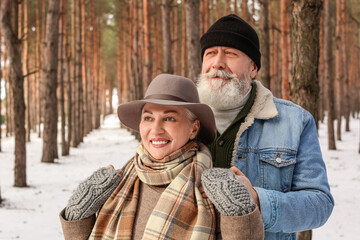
[[60, 74, 263, 240]]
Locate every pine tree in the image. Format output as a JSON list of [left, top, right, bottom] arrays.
[[1, 0, 27, 187], [41, 0, 60, 163]]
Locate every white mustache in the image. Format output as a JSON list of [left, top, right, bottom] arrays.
[[202, 70, 237, 79]]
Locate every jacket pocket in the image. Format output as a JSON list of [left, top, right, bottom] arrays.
[[259, 151, 296, 192]]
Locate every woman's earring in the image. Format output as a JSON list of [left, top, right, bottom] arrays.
[[190, 135, 194, 140]]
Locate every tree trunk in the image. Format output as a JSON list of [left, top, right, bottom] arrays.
[[324, 0, 336, 150], [318, 11, 325, 125], [23, 0, 31, 142], [143, 0, 152, 88], [41, 0, 60, 163], [258, 0, 270, 89], [81, 0, 90, 135], [4, 46, 12, 137], [71, 0, 78, 146], [290, 0, 322, 124], [35, 0, 41, 137], [270, 1, 281, 97], [172, 2, 179, 75], [216, 0, 221, 20], [162, 0, 172, 74], [181, 2, 187, 77], [241, 0, 248, 23], [281, 0, 291, 100], [342, 0, 350, 132], [59, 0, 68, 156], [131, 0, 142, 101], [204, 0, 209, 34], [38, 0, 47, 138], [1, 0, 27, 187], [297, 231, 312, 240], [94, 4, 101, 129], [185, 0, 201, 81], [78, 0, 84, 142], [335, 0, 344, 141]]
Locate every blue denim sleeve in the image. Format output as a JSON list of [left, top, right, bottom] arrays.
[[254, 111, 334, 233]]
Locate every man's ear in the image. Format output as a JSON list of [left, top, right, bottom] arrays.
[[249, 61, 258, 79]]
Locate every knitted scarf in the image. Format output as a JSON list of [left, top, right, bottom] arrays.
[[89, 141, 216, 240]]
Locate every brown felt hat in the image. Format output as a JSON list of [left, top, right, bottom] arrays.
[[117, 74, 216, 144]]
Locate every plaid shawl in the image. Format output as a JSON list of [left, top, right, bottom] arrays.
[[89, 141, 216, 240]]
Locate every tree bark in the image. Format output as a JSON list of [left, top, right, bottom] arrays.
[[241, 0, 249, 23], [281, 0, 291, 100], [143, 0, 152, 87], [270, 1, 281, 97], [162, 0, 172, 73], [35, 0, 41, 137], [185, 0, 201, 81], [181, 2, 187, 77], [71, 0, 78, 146], [324, 0, 336, 150], [41, 0, 60, 163], [335, 0, 344, 141], [258, 0, 270, 89], [290, 0, 322, 124], [1, 0, 27, 187], [342, 0, 350, 132], [78, 0, 84, 142], [59, 0, 68, 156], [23, 0, 31, 142], [204, 0, 209, 32]]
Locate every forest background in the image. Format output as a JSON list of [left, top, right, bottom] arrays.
[[0, 0, 359, 239]]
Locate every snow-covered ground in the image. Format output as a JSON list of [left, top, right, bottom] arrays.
[[0, 114, 359, 239]]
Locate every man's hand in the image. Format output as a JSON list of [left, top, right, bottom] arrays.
[[230, 166, 260, 209]]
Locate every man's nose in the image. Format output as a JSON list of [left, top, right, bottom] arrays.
[[212, 54, 226, 70]]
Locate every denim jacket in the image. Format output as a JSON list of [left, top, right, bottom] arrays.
[[232, 81, 334, 240]]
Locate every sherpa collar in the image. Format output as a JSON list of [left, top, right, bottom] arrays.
[[230, 80, 278, 166]]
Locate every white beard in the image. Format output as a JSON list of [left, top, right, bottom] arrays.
[[197, 70, 251, 110]]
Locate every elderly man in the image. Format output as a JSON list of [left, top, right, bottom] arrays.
[[197, 14, 334, 240]]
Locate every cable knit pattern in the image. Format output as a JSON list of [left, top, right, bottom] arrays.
[[65, 167, 122, 221], [201, 168, 256, 216]]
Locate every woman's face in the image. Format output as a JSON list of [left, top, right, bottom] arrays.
[[139, 103, 200, 160]]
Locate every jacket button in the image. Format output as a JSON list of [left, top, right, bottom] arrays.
[[276, 157, 282, 163], [218, 140, 224, 146]]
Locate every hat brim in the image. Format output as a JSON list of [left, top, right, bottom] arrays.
[[117, 99, 216, 145]]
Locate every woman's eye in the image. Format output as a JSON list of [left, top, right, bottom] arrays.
[[144, 116, 152, 121]]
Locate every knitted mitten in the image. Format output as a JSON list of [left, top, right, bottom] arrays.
[[201, 168, 256, 216], [65, 167, 122, 221]]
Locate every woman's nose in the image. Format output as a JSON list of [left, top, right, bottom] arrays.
[[151, 120, 165, 134]]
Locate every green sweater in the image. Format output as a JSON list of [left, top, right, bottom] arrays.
[[208, 82, 257, 168]]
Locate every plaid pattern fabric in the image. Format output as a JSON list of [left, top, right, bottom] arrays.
[[89, 141, 216, 240]]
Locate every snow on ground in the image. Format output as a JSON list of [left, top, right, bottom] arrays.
[[0, 114, 359, 239]]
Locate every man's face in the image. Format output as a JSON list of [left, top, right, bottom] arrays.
[[198, 46, 257, 110], [201, 46, 257, 86]]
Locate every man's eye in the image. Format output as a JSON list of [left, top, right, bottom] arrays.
[[206, 51, 215, 56], [226, 51, 235, 55], [144, 116, 152, 121], [165, 117, 175, 121]]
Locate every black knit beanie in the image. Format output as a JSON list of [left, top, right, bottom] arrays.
[[200, 14, 261, 70]]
